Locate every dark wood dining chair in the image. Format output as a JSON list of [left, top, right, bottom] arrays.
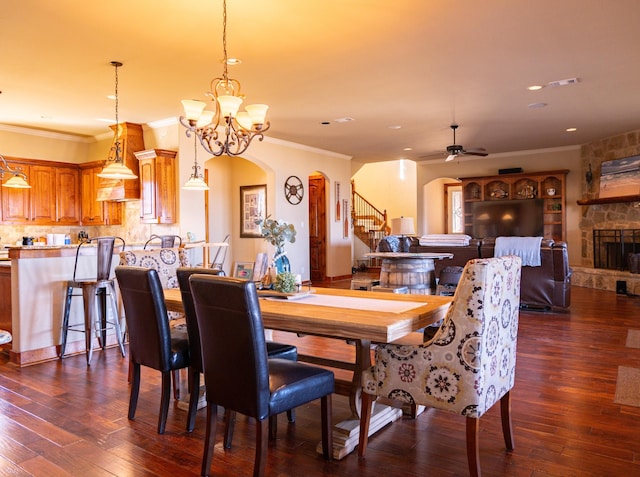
[[189, 274, 334, 477], [115, 266, 191, 434]]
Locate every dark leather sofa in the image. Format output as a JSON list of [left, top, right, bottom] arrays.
[[409, 237, 571, 311]]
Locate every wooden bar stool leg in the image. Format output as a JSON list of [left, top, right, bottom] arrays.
[[82, 284, 96, 366]]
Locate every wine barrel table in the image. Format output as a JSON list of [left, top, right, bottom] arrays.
[[365, 252, 453, 295]]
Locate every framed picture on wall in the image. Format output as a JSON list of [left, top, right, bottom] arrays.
[[240, 184, 266, 238], [335, 181, 341, 222], [232, 261, 255, 280]]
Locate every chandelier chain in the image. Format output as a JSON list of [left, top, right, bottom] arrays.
[[222, 0, 228, 82]]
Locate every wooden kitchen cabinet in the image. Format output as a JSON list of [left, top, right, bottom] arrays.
[[1, 161, 80, 225], [80, 164, 122, 225], [135, 149, 177, 224]]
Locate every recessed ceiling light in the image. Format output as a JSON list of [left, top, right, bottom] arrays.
[[528, 102, 547, 109], [403, 147, 413, 151], [334, 117, 355, 123], [225, 58, 242, 65], [566, 127, 577, 132], [527, 85, 544, 91], [107, 95, 116, 100], [388, 125, 401, 129]]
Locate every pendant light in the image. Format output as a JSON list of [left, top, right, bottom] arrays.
[[98, 61, 137, 180], [183, 135, 210, 190], [0, 155, 31, 188]]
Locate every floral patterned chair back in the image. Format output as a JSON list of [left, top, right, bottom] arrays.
[[359, 255, 522, 477], [119, 248, 190, 290]]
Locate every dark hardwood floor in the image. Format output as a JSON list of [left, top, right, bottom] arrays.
[[1, 282, 640, 476]]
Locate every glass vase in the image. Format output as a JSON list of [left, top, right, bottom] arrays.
[[273, 247, 291, 274]]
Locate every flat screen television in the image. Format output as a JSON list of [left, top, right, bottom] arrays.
[[469, 199, 544, 238]]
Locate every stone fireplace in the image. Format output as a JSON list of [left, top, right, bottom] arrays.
[[572, 128, 640, 294]]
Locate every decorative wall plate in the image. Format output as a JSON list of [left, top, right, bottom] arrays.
[[284, 175, 304, 204]]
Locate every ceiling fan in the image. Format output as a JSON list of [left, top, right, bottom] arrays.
[[445, 124, 489, 162]]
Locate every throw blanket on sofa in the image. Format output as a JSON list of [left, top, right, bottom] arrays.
[[419, 234, 471, 247], [495, 236, 542, 266]]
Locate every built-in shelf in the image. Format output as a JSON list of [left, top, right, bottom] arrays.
[[577, 195, 640, 206]]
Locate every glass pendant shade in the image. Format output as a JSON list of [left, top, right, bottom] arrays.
[[245, 104, 269, 126], [217, 95, 243, 117], [183, 176, 210, 191], [182, 100, 207, 121], [97, 161, 138, 179], [2, 175, 31, 188]]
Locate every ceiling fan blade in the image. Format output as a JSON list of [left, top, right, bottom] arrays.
[[445, 153, 458, 162], [462, 148, 488, 157]]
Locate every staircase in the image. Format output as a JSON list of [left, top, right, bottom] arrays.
[[351, 180, 389, 269]]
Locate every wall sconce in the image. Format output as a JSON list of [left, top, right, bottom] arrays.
[[586, 163, 593, 186]]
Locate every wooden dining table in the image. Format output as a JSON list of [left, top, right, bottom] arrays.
[[164, 285, 452, 458]]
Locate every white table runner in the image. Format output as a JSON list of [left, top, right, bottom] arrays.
[[270, 294, 424, 313]]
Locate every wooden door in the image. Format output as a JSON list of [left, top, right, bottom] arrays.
[[308, 175, 327, 282]]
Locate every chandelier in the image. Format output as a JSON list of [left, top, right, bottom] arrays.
[[179, 0, 270, 157], [98, 61, 138, 180], [0, 155, 31, 188], [182, 135, 210, 190]]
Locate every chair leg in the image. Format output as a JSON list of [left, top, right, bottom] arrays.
[[255, 419, 269, 477], [81, 284, 96, 365], [158, 371, 172, 434], [186, 370, 201, 432], [500, 391, 515, 450], [201, 403, 218, 477], [466, 417, 481, 477], [321, 394, 333, 461], [286, 409, 295, 423], [59, 286, 74, 359], [268, 415, 278, 441], [358, 392, 374, 457], [106, 283, 126, 357], [128, 362, 141, 420], [223, 409, 236, 449], [172, 370, 181, 400]]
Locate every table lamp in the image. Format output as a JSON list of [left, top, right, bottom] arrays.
[[390, 216, 415, 252]]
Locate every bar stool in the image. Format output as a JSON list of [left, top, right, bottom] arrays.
[[59, 236, 126, 365], [143, 234, 182, 249]]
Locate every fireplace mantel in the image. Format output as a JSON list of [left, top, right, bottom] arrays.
[[577, 194, 640, 206]]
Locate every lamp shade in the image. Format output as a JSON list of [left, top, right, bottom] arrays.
[[2, 175, 31, 188], [183, 176, 210, 191], [390, 217, 415, 236], [97, 161, 138, 180], [182, 100, 207, 121]]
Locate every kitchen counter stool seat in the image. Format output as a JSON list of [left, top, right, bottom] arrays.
[[59, 236, 126, 365]]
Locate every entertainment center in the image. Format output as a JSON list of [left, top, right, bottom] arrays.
[[461, 170, 568, 241]]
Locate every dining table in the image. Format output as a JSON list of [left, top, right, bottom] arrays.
[[164, 285, 452, 459]]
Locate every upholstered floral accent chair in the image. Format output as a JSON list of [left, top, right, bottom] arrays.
[[119, 248, 190, 291], [359, 255, 522, 477]]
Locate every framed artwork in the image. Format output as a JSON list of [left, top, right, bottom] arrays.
[[335, 181, 341, 222], [342, 199, 349, 238], [232, 261, 255, 280], [240, 184, 266, 238]]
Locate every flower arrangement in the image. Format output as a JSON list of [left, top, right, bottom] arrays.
[[255, 217, 296, 251], [274, 271, 297, 293]]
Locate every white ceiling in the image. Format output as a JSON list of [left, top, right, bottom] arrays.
[[2, 0, 639, 163]]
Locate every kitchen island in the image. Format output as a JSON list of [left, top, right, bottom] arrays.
[[6, 245, 124, 366]]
